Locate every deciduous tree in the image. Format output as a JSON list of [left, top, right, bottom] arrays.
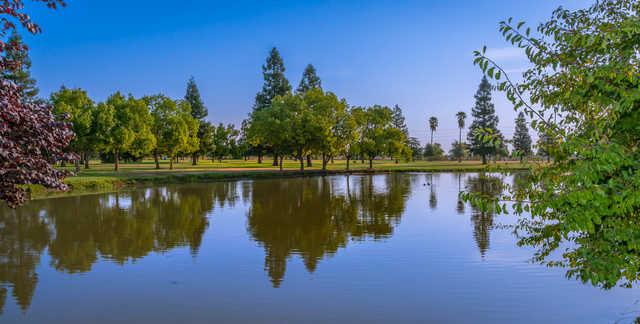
[[94, 93, 155, 171], [0, 0, 70, 208], [51, 86, 96, 171], [470, 0, 640, 288]]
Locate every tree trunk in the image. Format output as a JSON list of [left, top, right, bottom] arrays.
[[272, 154, 279, 166], [192, 154, 198, 166], [346, 157, 350, 171], [306, 155, 312, 167], [330, 156, 334, 164], [257, 152, 263, 164], [482, 154, 487, 165], [154, 151, 160, 169], [299, 152, 304, 171], [458, 129, 462, 163], [84, 152, 90, 169], [170, 156, 174, 170], [74, 159, 80, 173], [395, 159, 399, 164], [321, 153, 327, 171], [279, 155, 284, 171], [114, 149, 120, 171], [369, 159, 373, 169]]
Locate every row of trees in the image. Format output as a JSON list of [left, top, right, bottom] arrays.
[[51, 79, 242, 171], [422, 76, 538, 163], [243, 48, 411, 171]]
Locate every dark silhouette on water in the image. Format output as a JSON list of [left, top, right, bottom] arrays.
[[465, 173, 504, 257], [247, 174, 415, 287]]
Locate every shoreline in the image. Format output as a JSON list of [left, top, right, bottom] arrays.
[[26, 163, 531, 200]]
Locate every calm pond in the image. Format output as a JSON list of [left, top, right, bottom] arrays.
[[1, 173, 639, 323]]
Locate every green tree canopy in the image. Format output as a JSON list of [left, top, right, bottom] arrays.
[[471, 0, 640, 288], [360, 105, 400, 169], [146, 94, 199, 169], [94, 93, 156, 171], [50, 86, 96, 170], [212, 123, 240, 162]]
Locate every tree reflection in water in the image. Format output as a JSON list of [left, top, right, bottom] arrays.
[[428, 173, 438, 210], [0, 184, 223, 313], [0, 175, 415, 312], [465, 173, 504, 257], [247, 174, 415, 287], [0, 209, 49, 312]]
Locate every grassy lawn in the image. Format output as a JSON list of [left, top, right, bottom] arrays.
[[29, 158, 533, 199], [72, 158, 529, 177]]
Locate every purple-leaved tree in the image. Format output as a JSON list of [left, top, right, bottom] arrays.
[[0, 0, 74, 208]]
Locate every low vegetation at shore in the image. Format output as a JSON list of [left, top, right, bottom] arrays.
[[26, 159, 531, 199]]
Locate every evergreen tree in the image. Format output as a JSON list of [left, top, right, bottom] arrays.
[[184, 77, 207, 120], [296, 63, 322, 167], [2, 32, 38, 99], [252, 47, 291, 166], [512, 112, 532, 161], [184, 77, 208, 165], [296, 64, 321, 94], [391, 104, 409, 137], [254, 47, 291, 110], [467, 76, 502, 164]]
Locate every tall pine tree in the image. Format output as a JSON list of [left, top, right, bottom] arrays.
[[296, 64, 321, 94], [185, 77, 207, 120], [296, 63, 322, 167], [512, 112, 532, 161], [184, 77, 208, 165], [2, 32, 38, 100], [391, 104, 409, 163], [391, 104, 409, 137], [254, 47, 291, 110], [252, 47, 291, 165], [467, 76, 502, 164]]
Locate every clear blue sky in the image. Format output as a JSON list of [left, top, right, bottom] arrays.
[[25, 0, 587, 148]]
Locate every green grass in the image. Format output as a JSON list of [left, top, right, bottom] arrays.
[[28, 158, 533, 200]]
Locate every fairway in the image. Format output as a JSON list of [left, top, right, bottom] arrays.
[[71, 158, 529, 177]]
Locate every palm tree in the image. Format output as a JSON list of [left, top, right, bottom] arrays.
[[456, 111, 467, 162], [428, 116, 438, 145]]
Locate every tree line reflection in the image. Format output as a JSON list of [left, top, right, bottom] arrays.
[[0, 173, 509, 313], [247, 174, 416, 287]]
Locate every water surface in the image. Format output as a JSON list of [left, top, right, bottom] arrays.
[[1, 173, 638, 323]]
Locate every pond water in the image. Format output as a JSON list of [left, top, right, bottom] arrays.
[[0, 173, 639, 323]]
